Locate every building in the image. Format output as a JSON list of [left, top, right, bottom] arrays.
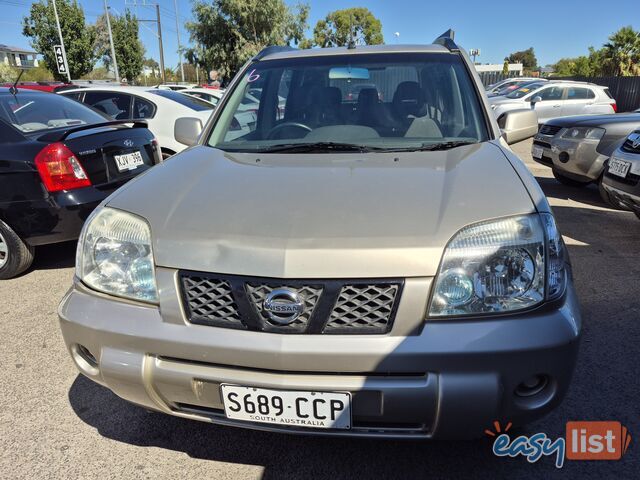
[[0, 44, 39, 68], [474, 63, 523, 75]]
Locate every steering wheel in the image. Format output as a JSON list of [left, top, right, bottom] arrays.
[[266, 122, 312, 140]]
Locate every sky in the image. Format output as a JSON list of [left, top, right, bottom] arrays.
[[1, 0, 638, 72]]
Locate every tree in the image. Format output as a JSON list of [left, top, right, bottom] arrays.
[[311, 7, 383, 47], [601, 26, 640, 76], [506, 47, 537, 71], [22, 0, 95, 80], [185, 0, 309, 79], [501, 59, 509, 76], [94, 10, 144, 82]]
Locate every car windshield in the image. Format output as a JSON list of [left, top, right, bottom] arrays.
[[208, 52, 489, 152], [148, 89, 214, 111], [0, 91, 107, 133], [506, 82, 545, 99]]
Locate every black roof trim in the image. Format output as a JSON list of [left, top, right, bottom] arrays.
[[433, 29, 459, 52], [253, 45, 297, 61]]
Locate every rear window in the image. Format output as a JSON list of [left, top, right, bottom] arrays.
[[148, 89, 213, 111], [0, 92, 107, 133], [604, 88, 614, 99]]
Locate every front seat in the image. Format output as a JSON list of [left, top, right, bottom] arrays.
[[355, 87, 381, 127], [392, 81, 427, 127]]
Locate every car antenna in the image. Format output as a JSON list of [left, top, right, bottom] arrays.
[[9, 69, 24, 95]]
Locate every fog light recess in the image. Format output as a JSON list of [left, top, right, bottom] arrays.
[[558, 152, 570, 163], [71, 344, 100, 376], [513, 374, 556, 410]]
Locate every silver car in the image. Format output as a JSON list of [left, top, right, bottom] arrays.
[[58, 35, 580, 439], [531, 113, 640, 200], [601, 130, 640, 219], [490, 81, 616, 125]]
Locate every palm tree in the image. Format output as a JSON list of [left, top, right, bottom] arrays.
[[602, 26, 640, 76]]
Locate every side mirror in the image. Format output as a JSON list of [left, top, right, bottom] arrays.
[[499, 109, 538, 145], [174, 117, 203, 146], [530, 95, 542, 104]]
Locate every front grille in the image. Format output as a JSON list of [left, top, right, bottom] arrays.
[[182, 276, 245, 329], [621, 137, 640, 154], [325, 284, 399, 333], [604, 170, 640, 186], [180, 272, 403, 334], [538, 124, 562, 136]]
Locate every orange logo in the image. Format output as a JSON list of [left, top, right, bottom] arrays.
[[566, 421, 632, 460]]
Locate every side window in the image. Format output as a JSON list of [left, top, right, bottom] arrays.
[[567, 87, 590, 100], [132, 96, 156, 119], [587, 89, 596, 99], [83, 91, 132, 120], [62, 92, 83, 101], [537, 87, 564, 101]]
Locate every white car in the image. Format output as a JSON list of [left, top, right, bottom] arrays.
[[61, 86, 214, 157], [488, 81, 617, 125], [180, 87, 225, 106]]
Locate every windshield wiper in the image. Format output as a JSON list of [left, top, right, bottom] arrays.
[[384, 140, 478, 152], [253, 142, 386, 153]]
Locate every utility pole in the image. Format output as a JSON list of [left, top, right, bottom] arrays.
[[104, 0, 120, 82], [173, 0, 184, 82], [155, 4, 165, 83], [51, 0, 71, 82], [127, 0, 166, 83]]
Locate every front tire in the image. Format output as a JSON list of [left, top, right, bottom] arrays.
[[0, 219, 34, 280], [552, 169, 589, 187]]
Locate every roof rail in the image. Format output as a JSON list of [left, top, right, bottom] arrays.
[[433, 29, 459, 52], [253, 45, 296, 61]]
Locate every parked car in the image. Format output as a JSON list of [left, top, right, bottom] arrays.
[[1, 81, 75, 93], [531, 113, 640, 198], [490, 81, 617, 124], [485, 77, 546, 95], [0, 88, 159, 279], [180, 87, 225, 106], [58, 35, 580, 439], [486, 78, 547, 97], [601, 130, 640, 219], [60, 86, 214, 157]]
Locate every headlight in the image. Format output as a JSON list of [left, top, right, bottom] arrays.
[[429, 214, 567, 317], [560, 127, 605, 141], [76, 207, 158, 303]]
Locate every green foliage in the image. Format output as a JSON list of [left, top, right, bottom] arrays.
[[21, 64, 55, 81], [506, 47, 537, 70], [501, 59, 509, 76], [22, 0, 96, 80], [93, 11, 144, 82], [311, 7, 383, 47], [601, 26, 640, 76], [552, 27, 640, 77], [0, 63, 18, 82], [185, 0, 310, 79]]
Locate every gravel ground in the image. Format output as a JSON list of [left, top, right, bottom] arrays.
[[0, 138, 638, 479]]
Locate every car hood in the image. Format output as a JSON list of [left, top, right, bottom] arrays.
[[544, 112, 640, 128], [488, 96, 523, 106], [107, 142, 535, 278]]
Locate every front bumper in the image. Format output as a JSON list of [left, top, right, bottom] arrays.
[[532, 134, 607, 182], [58, 271, 581, 439]]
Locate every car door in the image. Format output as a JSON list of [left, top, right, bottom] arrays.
[[529, 86, 565, 123], [82, 91, 133, 120], [562, 87, 593, 117]]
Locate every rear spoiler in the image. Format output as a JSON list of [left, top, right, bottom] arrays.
[[37, 119, 149, 143]]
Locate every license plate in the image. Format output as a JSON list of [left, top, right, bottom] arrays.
[[608, 158, 631, 178], [532, 145, 544, 159], [220, 384, 351, 429], [114, 151, 144, 172]]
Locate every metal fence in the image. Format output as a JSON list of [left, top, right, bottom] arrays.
[[477, 72, 520, 87], [549, 76, 640, 112]]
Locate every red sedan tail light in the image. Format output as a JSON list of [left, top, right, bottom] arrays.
[[35, 142, 91, 192], [611, 102, 617, 113]]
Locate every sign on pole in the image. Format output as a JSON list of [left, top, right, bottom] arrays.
[[53, 45, 67, 75]]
